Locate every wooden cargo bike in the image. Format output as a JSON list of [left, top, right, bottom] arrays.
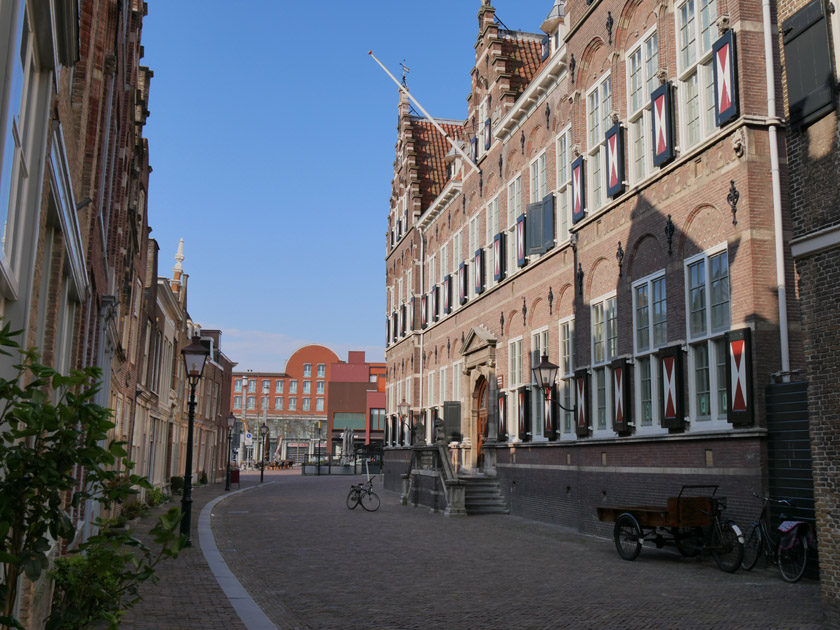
[[596, 485, 744, 573]]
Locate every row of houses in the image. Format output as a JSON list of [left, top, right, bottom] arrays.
[[383, 0, 839, 621], [0, 1, 234, 625]]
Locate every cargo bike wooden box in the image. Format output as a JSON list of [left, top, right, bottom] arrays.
[[597, 485, 744, 573]]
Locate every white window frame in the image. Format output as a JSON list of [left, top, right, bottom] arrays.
[[558, 317, 576, 439], [506, 175, 522, 276], [529, 151, 547, 203], [586, 73, 612, 212], [555, 126, 573, 244], [439, 365, 448, 404], [684, 244, 730, 429], [452, 361, 462, 403], [530, 327, 550, 441], [507, 336, 523, 441], [468, 212, 480, 297], [632, 271, 668, 435], [675, 0, 718, 150], [591, 292, 617, 436], [626, 27, 659, 185], [485, 195, 500, 288]]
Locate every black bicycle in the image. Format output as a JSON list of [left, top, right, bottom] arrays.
[[346, 478, 380, 511], [741, 492, 813, 583]]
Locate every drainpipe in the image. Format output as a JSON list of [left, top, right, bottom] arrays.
[[761, 0, 791, 379]]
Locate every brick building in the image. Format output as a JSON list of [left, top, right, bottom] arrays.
[[383, 0, 809, 545], [231, 347, 386, 464], [778, 0, 840, 620]]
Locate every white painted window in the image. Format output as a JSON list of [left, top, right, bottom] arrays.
[[486, 196, 500, 287], [591, 294, 617, 434], [555, 126, 573, 243], [558, 317, 576, 436], [676, 0, 717, 149], [685, 246, 730, 425], [506, 175, 522, 275], [530, 327, 550, 439], [633, 272, 667, 432], [507, 337, 523, 439], [529, 151, 547, 203], [469, 213, 480, 297], [586, 73, 612, 211], [627, 28, 659, 183]]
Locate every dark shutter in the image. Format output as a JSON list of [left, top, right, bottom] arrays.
[[518, 387, 531, 442], [432, 284, 439, 321], [783, 0, 835, 127], [541, 193, 555, 253], [725, 327, 754, 426], [516, 213, 527, 267], [575, 369, 590, 437], [443, 401, 462, 442], [651, 82, 675, 167], [386, 317, 390, 346], [712, 30, 739, 127], [494, 232, 506, 281], [484, 118, 492, 150], [498, 392, 508, 441], [421, 294, 428, 329], [471, 136, 478, 162], [459, 261, 468, 304], [410, 296, 416, 331], [475, 248, 485, 294], [658, 345, 686, 429], [400, 304, 407, 336], [611, 357, 632, 434], [392, 312, 398, 341], [571, 156, 586, 223], [605, 122, 625, 198]]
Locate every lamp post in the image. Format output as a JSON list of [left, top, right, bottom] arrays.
[[180, 336, 210, 546], [398, 399, 410, 446], [260, 421, 268, 483], [532, 353, 559, 433], [225, 413, 235, 491]]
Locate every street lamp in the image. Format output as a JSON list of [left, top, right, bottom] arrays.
[[260, 421, 268, 483], [532, 353, 559, 436], [225, 413, 236, 492], [180, 335, 210, 546], [398, 399, 410, 446]]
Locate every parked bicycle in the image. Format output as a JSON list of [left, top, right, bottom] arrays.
[[741, 492, 814, 583], [346, 478, 380, 512]]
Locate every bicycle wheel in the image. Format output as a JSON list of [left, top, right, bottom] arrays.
[[777, 533, 808, 583], [711, 521, 744, 573], [741, 524, 762, 571], [360, 490, 380, 512], [614, 513, 642, 561], [674, 527, 702, 558], [346, 489, 360, 510]]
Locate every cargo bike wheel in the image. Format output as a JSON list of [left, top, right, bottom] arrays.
[[614, 513, 643, 561]]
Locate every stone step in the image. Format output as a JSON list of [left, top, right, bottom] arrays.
[[461, 477, 508, 515]]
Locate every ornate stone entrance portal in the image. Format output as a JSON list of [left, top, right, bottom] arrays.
[[459, 326, 498, 475]]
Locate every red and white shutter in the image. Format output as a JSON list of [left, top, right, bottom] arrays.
[[571, 156, 586, 223], [474, 248, 485, 294], [713, 30, 738, 126], [518, 387, 531, 442], [725, 328, 753, 425], [516, 214, 527, 267], [494, 232, 505, 281], [575, 369, 589, 436], [611, 358, 631, 433], [605, 123, 624, 198], [498, 392, 507, 441], [658, 345, 685, 429], [651, 82, 675, 166]]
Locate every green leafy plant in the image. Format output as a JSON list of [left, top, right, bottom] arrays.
[[169, 476, 184, 495], [0, 323, 184, 629], [145, 487, 167, 507], [47, 508, 183, 630]]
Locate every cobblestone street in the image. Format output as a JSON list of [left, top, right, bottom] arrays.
[[121, 470, 826, 629]]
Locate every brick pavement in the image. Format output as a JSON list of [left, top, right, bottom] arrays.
[[122, 471, 827, 629]]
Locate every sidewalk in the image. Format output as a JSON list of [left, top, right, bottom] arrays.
[[120, 474, 271, 630]]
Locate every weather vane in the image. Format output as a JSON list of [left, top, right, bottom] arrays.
[[400, 59, 410, 87]]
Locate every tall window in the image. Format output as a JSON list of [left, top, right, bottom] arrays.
[[686, 248, 730, 423], [262, 379, 270, 394], [303, 364, 312, 378], [303, 398, 311, 411], [234, 379, 242, 393], [452, 229, 462, 310], [627, 29, 659, 183], [289, 398, 297, 411], [529, 152, 547, 203], [276, 380, 284, 393], [234, 396, 242, 409], [508, 338, 523, 438], [591, 295, 617, 432], [317, 381, 324, 395], [507, 175, 522, 275], [633, 273, 667, 429], [289, 380, 298, 394], [303, 381, 311, 395], [555, 126, 573, 243], [676, 0, 717, 148], [486, 196, 500, 287], [275, 397, 283, 410], [586, 74, 612, 210], [439, 366, 448, 403], [531, 328, 549, 438], [261, 397, 268, 411], [452, 361, 462, 402], [558, 317, 575, 436], [316, 398, 324, 411], [248, 379, 256, 393], [317, 364, 326, 378], [247, 396, 256, 410], [468, 213, 480, 297]]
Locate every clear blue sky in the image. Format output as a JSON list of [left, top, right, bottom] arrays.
[[142, 0, 554, 372]]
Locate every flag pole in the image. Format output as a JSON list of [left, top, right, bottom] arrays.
[[368, 51, 480, 174]]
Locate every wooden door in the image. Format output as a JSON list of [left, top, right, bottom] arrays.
[[476, 377, 488, 467]]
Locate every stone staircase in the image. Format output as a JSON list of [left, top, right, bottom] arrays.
[[462, 477, 508, 515]]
